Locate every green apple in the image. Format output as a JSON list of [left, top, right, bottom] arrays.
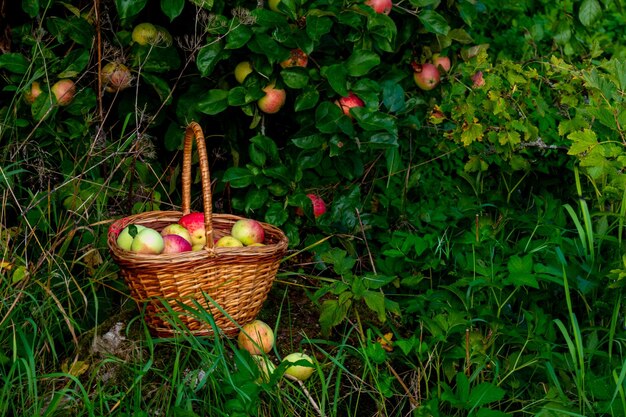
[[282, 352, 315, 381], [234, 61, 253, 84], [117, 224, 147, 251]]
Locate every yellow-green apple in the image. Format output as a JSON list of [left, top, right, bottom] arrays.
[[412, 63, 440, 91], [234, 61, 253, 84], [472, 71, 485, 88], [282, 352, 315, 381], [231, 219, 265, 245], [335, 92, 364, 119], [432, 54, 451, 72], [24, 81, 43, 104], [130, 227, 164, 254], [257, 82, 286, 114], [51, 79, 76, 106], [192, 243, 204, 251], [254, 356, 276, 383], [307, 194, 326, 218], [280, 49, 308, 68], [215, 236, 244, 247], [101, 62, 132, 93], [132, 22, 159, 45], [365, 0, 392, 14], [117, 224, 147, 251], [161, 223, 192, 244], [178, 212, 206, 247], [162, 234, 192, 254], [238, 320, 275, 355]]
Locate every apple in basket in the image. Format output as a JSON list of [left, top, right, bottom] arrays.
[[178, 212, 206, 246], [162, 234, 192, 254], [215, 236, 244, 247], [117, 224, 164, 254], [231, 219, 265, 246], [238, 320, 275, 355], [161, 223, 192, 244]]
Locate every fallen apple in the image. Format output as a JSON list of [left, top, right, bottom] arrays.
[[215, 236, 244, 247], [238, 320, 275, 355], [117, 224, 147, 251], [162, 234, 192, 254], [130, 227, 164, 254], [258, 82, 286, 114], [231, 219, 265, 246], [179, 212, 206, 247], [51, 79, 76, 106], [254, 356, 276, 383], [101, 62, 132, 93], [282, 352, 315, 381], [24, 81, 43, 104]]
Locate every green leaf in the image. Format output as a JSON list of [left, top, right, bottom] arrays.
[[280, 67, 309, 89], [0, 53, 30, 74], [579, 0, 602, 27], [382, 81, 405, 113], [352, 108, 397, 133], [345, 50, 380, 77], [306, 15, 333, 42], [363, 290, 386, 323], [141, 73, 172, 104], [196, 42, 224, 76], [115, 0, 148, 20], [58, 49, 90, 78], [315, 101, 354, 135], [468, 382, 506, 408], [322, 64, 348, 97], [161, 0, 184, 21], [223, 167, 254, 188], [475, 409, 510, 417], [292, 134, 326, 150], [418, 10, 450, 35], [567, 129, 598, 155], [461, 123, 484, 146], [506, 254, 538, 288], [245, 188, 269, 211], [319, 298, 352, 334], [225, 23, 253, 49], [294, 87, 320, 111], [250, 135, 279, 162], [265, 203, 289, 226], [22, 0, 39, 17], [197, 89, 229, 115]]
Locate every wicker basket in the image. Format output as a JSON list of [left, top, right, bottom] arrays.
[[107, 122, 288, 337]]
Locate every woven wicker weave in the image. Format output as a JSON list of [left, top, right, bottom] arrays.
[[107, 122, 288, 337]]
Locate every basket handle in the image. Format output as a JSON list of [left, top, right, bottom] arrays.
[[181, 121, 214, 250]]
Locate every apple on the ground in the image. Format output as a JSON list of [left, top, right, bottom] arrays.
[[282, 352, 315, 381], [238, 320, 275, 355], [231, 219, 265, 246]]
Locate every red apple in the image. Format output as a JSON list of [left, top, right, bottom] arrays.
[[280, 49, 308, 68], [412, 63, 440, 91], [307, 194, 327, 218], [162, 234, 192, 254], [335, 92, 364, 119], [24, 81, 42, 104], [238, 320, 275, 355], [365, 0, 392, 14], [178, 212, 206, 247], [231, 219, 265, 246], [257, 82, 286, 114], [51, 79, 76, 106], [282, 352, 315, 381], [215, 236, 244, 247], [432, 54, 451, 72], [472, 71, 485, 88], [130, 227, 164, 254], [101, 62, 132, 93]]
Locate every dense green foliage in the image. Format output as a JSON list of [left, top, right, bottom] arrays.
[[1, 0, 626, 415]]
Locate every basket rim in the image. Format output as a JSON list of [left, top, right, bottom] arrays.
[[107, 210, 288, 263]]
